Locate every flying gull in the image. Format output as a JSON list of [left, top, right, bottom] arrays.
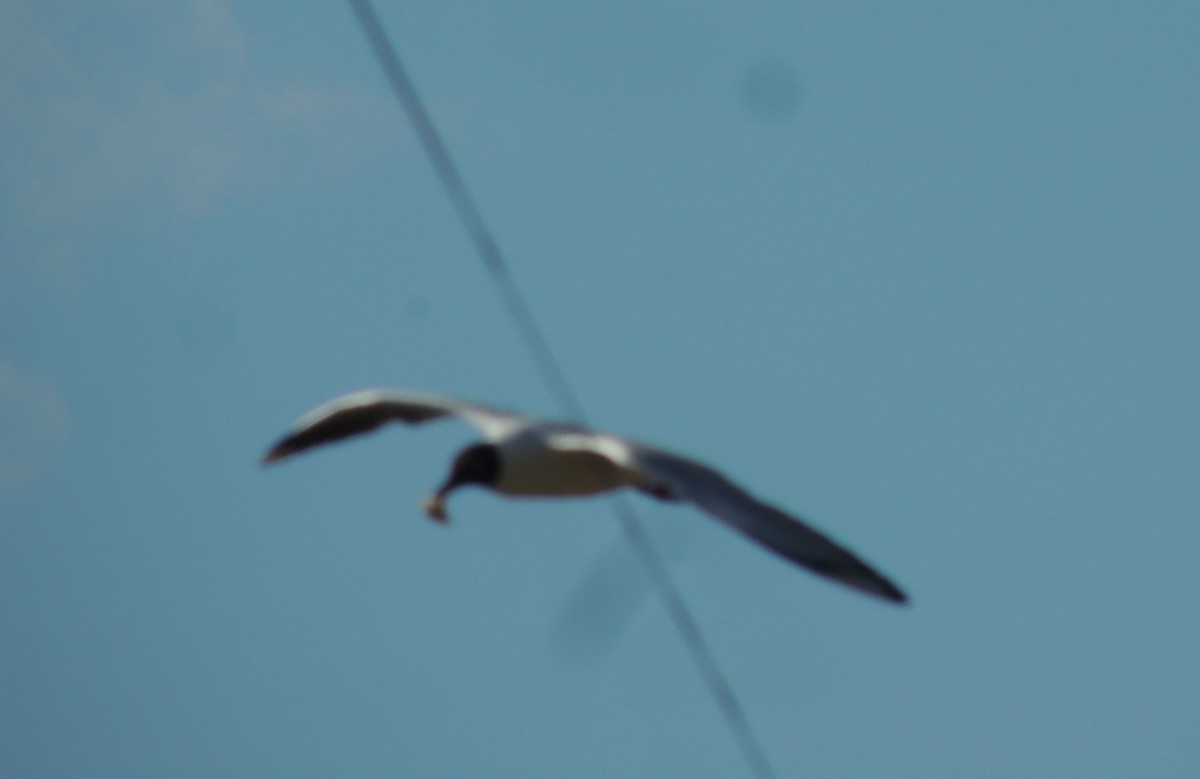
[[263, 389, 907, 604]]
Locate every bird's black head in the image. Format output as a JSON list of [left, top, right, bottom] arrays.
[[424, 443, 501, 522], [443, 443, 501, 492]]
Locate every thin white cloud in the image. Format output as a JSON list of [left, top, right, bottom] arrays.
[[0, 361, 68, 498], [1, 0, 399, 249]]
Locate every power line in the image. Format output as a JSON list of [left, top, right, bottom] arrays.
[[345, 3, 778, 777]]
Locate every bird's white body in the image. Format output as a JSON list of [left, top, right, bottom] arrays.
[[492, 426, 631, 496]]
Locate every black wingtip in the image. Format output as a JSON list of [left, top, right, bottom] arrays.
[[866, 575, 908, 605], [260, 437, 296, 466], [807, 557, 909, 605]]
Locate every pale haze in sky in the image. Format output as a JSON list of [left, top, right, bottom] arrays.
[[2, 2, 1198, 777]]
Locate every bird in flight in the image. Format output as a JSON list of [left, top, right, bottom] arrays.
[[263, 389, 907, 604]]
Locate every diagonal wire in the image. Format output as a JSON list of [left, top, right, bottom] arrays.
[[346, 3, 777, 777]]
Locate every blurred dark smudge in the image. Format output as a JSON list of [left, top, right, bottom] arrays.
[[405, 295, 430, 320], [738, 60, 802, 123], [551, 527, 688, 663]]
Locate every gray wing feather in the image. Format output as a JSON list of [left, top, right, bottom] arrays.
[[627, 446, 907, 604]]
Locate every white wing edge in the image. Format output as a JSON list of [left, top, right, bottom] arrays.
[[263, 389, 526, 463]]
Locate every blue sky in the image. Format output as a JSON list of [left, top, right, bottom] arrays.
[[3, 1, 1198, 776]]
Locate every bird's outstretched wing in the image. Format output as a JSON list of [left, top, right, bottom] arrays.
[[262, 390, 523, 464], [552, 434, 907, 604]]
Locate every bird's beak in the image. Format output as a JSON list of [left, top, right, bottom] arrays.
[[422, 493, 449, 523]]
